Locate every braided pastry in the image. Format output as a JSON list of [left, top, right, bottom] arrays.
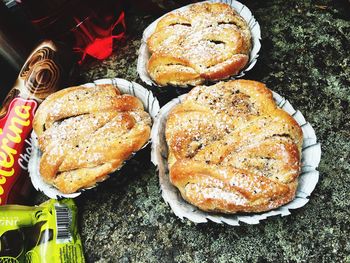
[[33, 84, 151, 193], [165, 80, 303, 213], [147, 2, 251, 87]]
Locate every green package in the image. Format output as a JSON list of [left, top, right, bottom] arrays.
[[0, 199, 85, 263]]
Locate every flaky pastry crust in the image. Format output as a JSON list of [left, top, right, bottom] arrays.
[[147, 2, 251, 87], [165, 80, 303, 213], [33, 84, 152, 193]]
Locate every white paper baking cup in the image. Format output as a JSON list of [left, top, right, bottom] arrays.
[[28, 78, 160, 199], [151, 91, 321, 225], [137, 0, 261, 87]]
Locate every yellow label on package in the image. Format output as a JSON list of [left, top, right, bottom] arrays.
[[0, 199, 85, 263]]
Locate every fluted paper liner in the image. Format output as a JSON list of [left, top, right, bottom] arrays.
[[28, 78, 160, 199], [151, 91, 321, 225], [137, 0, 261, 87]]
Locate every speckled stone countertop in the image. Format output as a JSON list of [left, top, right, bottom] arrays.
[[33, 0, 349, 262]]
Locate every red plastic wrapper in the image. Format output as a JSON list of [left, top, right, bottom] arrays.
[[0, 40, 71, 205], [19, 0, 126, 63]]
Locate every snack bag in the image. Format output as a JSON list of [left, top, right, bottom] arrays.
[[0, 40, 71, 205], [0, 199, 85, 263]]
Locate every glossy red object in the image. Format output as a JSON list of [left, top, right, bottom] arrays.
[[20, 0, 126, 63], [0, 98, 37, 204], [73, 11, 126, 63]]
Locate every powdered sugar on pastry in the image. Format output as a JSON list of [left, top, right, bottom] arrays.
[[147, 2, 252, 86], [33, 84, 152, 194], [165, 80, 303, 214]]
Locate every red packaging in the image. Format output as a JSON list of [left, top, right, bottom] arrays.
[[19, 0, 126, 63], [0, 40, 71, 205]]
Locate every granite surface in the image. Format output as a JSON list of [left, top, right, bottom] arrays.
[[34, 0, 350, 262]]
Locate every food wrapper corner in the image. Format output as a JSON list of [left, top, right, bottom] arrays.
[[0, 199, 85, 263]]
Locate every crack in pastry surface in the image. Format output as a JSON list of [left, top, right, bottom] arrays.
[[33, 84, 151, 193], [165, 80, 303, 213], [147, 2, 252, 86]]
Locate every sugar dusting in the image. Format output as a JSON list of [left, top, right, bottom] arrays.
[[167, 80, 303, 212], [37, 85, 152, 193], [148, 2, 252, 85]]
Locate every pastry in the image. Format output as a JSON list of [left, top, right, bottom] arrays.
[[33, 84, 152, 193], [165, 80, 303, 213], [147, 2, 251, 87]]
